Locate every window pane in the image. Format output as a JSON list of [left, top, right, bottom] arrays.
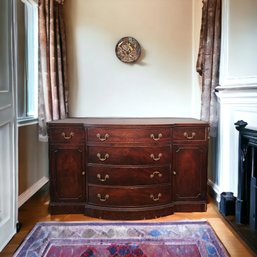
[[25, 3, 37, 117], [16, 0, 26, 118]]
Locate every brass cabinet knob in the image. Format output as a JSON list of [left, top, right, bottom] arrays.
[[173, 171, 177, 175], [150, 133, 162, 141], [150, 193, 162, 202], [183, 132, 196, 140], [97, 173, 109, 182], [96, 133, 109, 141], [82, 171, 86, 176], [61, 132, 74, 140], [150, 171, 163, 178], [96, 153, 109, 161], [97, 193, 109, 202], [150, 153, 162, 161]]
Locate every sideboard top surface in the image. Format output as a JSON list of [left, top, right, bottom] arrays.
[[48, 117, 208, 126]]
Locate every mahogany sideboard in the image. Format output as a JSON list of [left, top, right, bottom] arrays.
[[47, 118, 209, 219]]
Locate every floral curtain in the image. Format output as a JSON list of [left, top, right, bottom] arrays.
[[196, 0, 221, 136], [38, 0, 68, 141]]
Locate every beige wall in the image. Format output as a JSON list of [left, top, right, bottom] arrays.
[[64, 0, 202, 118], [18, 125, 48, 195]]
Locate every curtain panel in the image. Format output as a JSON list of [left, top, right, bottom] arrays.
[[197, 0, 221, 136], [38, 0, 68, 141]]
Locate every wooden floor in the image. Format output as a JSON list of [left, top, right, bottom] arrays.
[[0, 184, 256, 257]]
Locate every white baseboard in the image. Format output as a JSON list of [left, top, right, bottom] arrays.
[[207, 179, 221, 202], [18, 176, 49, 208]]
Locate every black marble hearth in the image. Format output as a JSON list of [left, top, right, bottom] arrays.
[[225, 215, 257, 254]]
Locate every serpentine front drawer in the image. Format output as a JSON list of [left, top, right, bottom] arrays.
[[87, 165, 171, 186], [87, 146, 171, 165], [87, 184, 172, 207], [87, 127, 170, 144]]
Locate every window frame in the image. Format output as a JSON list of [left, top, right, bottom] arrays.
[[16, 0, 38, 126]]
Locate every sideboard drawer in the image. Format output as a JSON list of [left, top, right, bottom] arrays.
[[87, 146, 171, 165], [87, 166, 171, 186], [88, 185, 172, 206], [87, 127, 170, 144], [48, 127, 84, 144], [173, 127, 207, 141]]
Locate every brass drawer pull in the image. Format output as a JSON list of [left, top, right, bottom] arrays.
[[97, 173, 109, 182], [150, 171, 163, 178], [150, 133, 162, 141], [150, 193, 162, 201], [183, 132, 196, 140], [150, 153, 162, 161], [97, 193, 109, 202], [96, 153, 109, 161], [61, 132, 74, 140], [96, 133, 109, 141]]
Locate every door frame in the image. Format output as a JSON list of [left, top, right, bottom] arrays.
[[0, 0, 18, 251]]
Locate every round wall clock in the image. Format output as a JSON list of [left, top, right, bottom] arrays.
[[115, 36, 141, 63]]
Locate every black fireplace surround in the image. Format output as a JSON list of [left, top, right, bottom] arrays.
[[235, 120, 257, 231], [219, 120, 257, 254]]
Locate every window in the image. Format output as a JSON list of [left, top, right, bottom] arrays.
[[16, 0, 38, 125]]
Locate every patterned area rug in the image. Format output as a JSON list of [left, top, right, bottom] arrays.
[[13, 220, 229, 257]]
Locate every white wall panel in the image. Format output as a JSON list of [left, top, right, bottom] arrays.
[[0, 123, 11, 224], [219, 0, 257, 87]]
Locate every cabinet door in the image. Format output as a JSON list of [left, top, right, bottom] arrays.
[[173, 144, 207, 201], [49, 145, 85, 202]]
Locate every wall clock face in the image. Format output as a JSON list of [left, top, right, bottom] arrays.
[[115, 37, 141, 63]]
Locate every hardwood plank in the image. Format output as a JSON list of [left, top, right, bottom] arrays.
[[0, 184, 255, 257]]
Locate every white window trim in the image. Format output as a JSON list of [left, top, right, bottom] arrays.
[[17, 117, 38, 127], [17, 0, 38, 126]]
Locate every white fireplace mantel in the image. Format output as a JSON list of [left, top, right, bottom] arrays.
[[214, 88, 257, 200]]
